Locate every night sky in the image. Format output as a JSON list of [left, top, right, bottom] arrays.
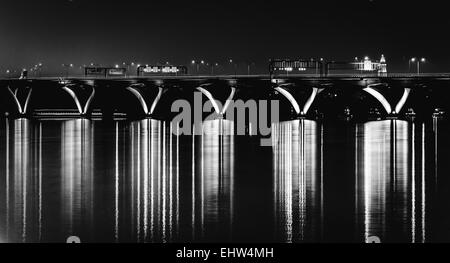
[[1, 0, 450, 74]]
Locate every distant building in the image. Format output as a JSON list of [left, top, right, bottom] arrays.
[[269, 56, 387, 77], [269, 59, 325, 77], [84, 67, 127, 78], [352, 55, 387, 76]]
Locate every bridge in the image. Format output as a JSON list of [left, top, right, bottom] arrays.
[[1, 74, 449, 121]]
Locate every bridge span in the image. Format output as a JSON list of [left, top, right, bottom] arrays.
[[1, 74, 450, 121]]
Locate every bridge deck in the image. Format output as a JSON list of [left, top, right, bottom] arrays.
[[2, 73, 450, 81]]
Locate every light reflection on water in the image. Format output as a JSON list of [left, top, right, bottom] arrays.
[[354, 120, 422, 243], [61, 119, 94, 240], [0, 117, 447, 242], [272, 120, 323, 242], [3, 119, 42, 243]]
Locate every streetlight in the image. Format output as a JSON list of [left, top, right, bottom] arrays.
[[33, 63, 43, 78], [229, 59, 236, 76], [200, 60, 205, 75], [191, 60, 199, 75], [62, 63, 74, 78], [410, 57, 426, 76], [122, 62, 136, 77], [210, 62, 219, 75], [247, 62, 255, 75]]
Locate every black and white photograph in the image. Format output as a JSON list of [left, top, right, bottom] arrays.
[[0, 0, 450, 253]]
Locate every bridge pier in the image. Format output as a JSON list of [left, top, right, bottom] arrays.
[[197, 85, 236, 119], [7, 85, 33, 115], [126, 83, 165, 117], [274, 85, 323, 118], [363, 84, 411, 118], [61, 83, 96, 116]]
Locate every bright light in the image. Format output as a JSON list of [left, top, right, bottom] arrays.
[[70, 64, 73, 67], [363, 59, 373, 71], [6, 70, 10, 74], [201, 60, 205, 64], [421, 58, 426, 62], [411, 58, 416, 62], [191, 60, 195, 64], [229, 59, 233, 63], [364, 56, 369, 61], [115, 64, 119, 68]]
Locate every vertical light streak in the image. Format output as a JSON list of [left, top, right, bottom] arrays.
[[320, 123, 324, 240], [130, 124, 135, 238], [89, 120, 94, 230], [162, 122, 167, 242], [192, 124, 195, 239], [433, 117, 438, 187], [176, 125, 180, 236], [136, 121, 141, 241], [230, 120, 235, 237], [5, 119, 9, 242], [149, 120, 154, 241], [142, 120, 148, 241], [355, 125, 359, 238], [157, 122, 161, 241], [411, 122, 416, 243], [38, 122, 42, 242], [299, 120, 305, 241], [143, 119, 149, 242], [201, 123, 205, 238], [169, 123, 173, 241], [21, 120, 28, 243], [272, 123, 278, 239], [422, 123, 426, 243], [115, 122, 119, 242], [285, 122, 292, 243]]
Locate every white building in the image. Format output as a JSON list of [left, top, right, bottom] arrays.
[[353, 55, 387, 76]]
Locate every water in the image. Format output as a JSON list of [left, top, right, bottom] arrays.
[[0, 117, 450, 243]]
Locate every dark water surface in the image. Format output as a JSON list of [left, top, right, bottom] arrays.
[[1, 117, 450, 243]]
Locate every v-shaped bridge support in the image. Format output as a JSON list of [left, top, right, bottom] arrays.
[[7, 86, 33, 115], [274, 86, 322, 116], [363, 85, 411, 115], [61, 85, 96, 115], [197, 86, 237, 116], [127, 84, 164, 116]]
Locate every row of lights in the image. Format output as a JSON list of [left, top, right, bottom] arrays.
[[2, 57, 429, 76], [191, 59, 258, 75], [410, 57, 426, 75]]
